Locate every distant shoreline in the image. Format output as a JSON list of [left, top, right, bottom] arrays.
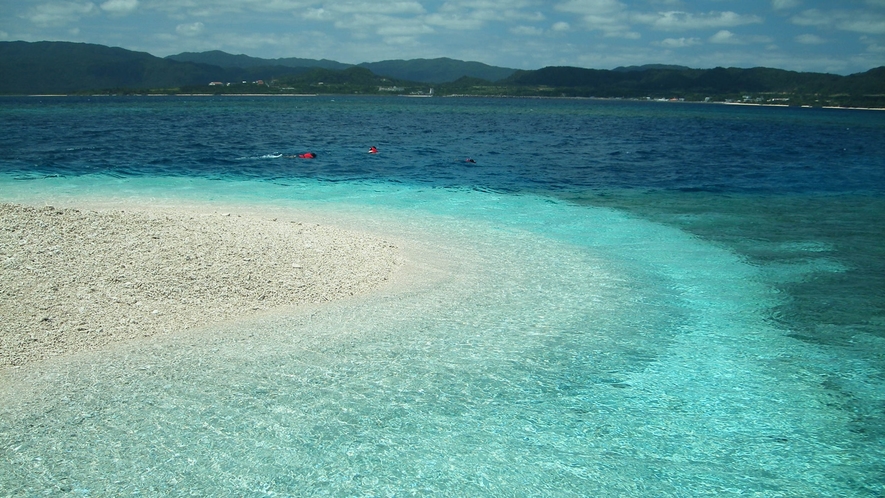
[[7, 93, 884, 110]]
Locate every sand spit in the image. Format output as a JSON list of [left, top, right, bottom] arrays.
[[0, 203, 403, 368]]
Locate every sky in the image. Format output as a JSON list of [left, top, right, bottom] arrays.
[[1, 0, 884, 75]]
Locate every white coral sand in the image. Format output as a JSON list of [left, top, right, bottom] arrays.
[[0, 203, 403, 368]]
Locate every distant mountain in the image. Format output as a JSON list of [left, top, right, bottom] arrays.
[[168, 52, 517, 84], [613, 64, 691, 72], [358, 57, 517, 83], [0, 41, 211, 94], [500, 65, 884, 99], [166, 50, 350, 71], [2, 41, 882, 106], [0, 41, 308, 94], [843, 66, 885, 95]]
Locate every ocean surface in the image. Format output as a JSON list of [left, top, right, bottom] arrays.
[[1, 96, 884, 496]]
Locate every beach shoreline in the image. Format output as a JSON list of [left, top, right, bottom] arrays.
[[0, 202, 405, 369]]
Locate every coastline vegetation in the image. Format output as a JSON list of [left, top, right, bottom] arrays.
[[78, 72, 885, 109]]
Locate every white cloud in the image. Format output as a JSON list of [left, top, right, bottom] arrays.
[[861, 35, 885, 52], [552, 21, 570, 32], [424, 13, 486, 30], [556, 3, 762, 39], [647, 11, 763, 31], [376, 22, 434, 37], [310, 8, 437, 45], [380, 35, 417, 46], [511, 25, 543, 35], [26, 1, 97, 26], [303, 8, 329, 21], [837, 18, 885, 34], [423, 0, 543, 32], [555, 0, 638, 38], [440, 0, 544, 21], [556, 0, 625, 13], [791, 8, 885, 34], [176, 21, 205, 36], [708, 29, 772, 45], [0, 30, 8, 39], [795, 33, 824, 44], [617, 31, 641, 40], [790, 9, 829, 26], [319, 1, 425, 16], [148, 0, 315, 17], [772, 0, 800, 10], [657, 36, 701, 48], [100, 0, 138, 15], [709, 30, 737, 44]]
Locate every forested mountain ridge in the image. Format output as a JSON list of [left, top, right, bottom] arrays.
[[0, 41, 310, 94], [357, 57, 517, 83], [2, 41, 882, 107], [166, 50, 350, 71], [487, 65, 885, 106], [168, 51, 517, 83], [501, 65, 884, 96]]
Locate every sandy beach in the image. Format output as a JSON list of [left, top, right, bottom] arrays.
[[0, 202, 403, 368]]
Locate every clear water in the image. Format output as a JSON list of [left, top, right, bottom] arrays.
[[1, 96, 884, 496]]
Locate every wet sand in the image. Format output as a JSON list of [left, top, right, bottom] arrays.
[[0, 203, 403, 368]]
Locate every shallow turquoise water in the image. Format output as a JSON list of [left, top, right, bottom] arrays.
[[1, 97, 884, 496], [1, 175, 882, 496]]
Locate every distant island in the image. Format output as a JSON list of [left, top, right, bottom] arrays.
[[2, 41, 883, 108]]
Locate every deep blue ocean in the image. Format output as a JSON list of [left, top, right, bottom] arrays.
[[1, 96, 884, 496]]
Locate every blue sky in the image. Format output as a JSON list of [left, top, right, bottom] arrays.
[[2, 0, 883, 74]]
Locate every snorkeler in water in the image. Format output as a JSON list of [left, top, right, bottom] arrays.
[[285, 152, 316, 159], [368, 146, 378, 154]]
